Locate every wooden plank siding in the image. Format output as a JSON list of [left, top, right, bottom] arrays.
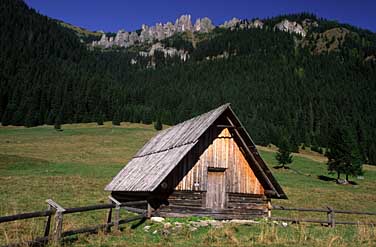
[[173, 127, 264, 195], [158, 191, 268, 219], [206, 171, 226, 209]]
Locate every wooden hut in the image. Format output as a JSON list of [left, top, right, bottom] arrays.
[[105, 104, 287, 219]]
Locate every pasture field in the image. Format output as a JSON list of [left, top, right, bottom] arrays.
[[0, 122, 375, 246]]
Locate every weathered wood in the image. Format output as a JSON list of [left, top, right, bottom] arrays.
[[226, 116, 277, 195], [0, 201, 148, 226], [159, 210, 264, 220], [160, 204, 266, 215], [0, 210, 53, 223], [147, 203, 152, 218], [1, 215, 146, 247], [46, 199, 65, 245], [227, 192, 265, 198], [271, 217, 376, 226], [327, 207, 335, 228], [206, 171, 226, 209], [168, 200, 203, 207], [43, 205, 52, 238], [267, 200, 272, 218], [216, 125, 241, 129], [272, 205, 329, 213], [174, 127, 265, 195], [121, 206, 147, 214], [333, 209, 376, 215], [105, 207, 112, 233], [46, 199, 65, 212], [64, 203, 114, 214], [105, 104, 230, 192], [109, 196, 121, 231]]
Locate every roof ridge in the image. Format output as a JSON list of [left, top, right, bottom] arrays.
[[133, 140, 198, 158]]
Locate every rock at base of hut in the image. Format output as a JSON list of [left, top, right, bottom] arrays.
[[229, 219, 258, 225], [151, 217, 165, 223]]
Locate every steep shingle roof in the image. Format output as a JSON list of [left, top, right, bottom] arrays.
[[105, 103, 230, 192]]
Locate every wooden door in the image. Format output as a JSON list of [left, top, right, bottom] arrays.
[[206, 171, 226, 209]]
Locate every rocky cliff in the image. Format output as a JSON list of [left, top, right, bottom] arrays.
[[92, 15, 215, 48], [91, 15, 319, 49]]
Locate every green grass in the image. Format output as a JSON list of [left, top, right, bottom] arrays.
[[0, 122, 375, 246]]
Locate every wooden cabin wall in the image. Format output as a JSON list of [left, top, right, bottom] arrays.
[[171, 127, 264, 194]]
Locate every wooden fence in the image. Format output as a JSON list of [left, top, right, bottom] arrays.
[[270, 205, 376, 227], [0, 197, 149, 247], [1, 200, 376, 247]]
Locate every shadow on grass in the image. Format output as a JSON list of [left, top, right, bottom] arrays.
[[130, 217, 146, 229], [317, 175, 358, 185], [273, 165, 290, 169], [317, 175, 337, 182]]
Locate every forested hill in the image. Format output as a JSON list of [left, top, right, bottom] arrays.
[[1, 0, 376, 164]]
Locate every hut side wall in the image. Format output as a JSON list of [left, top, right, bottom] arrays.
[[173, 128, 264, 194]]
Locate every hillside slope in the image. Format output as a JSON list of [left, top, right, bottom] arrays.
[[0, 0, 376, 164], [0, 123, 375, 246]]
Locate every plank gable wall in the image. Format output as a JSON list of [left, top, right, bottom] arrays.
[[173, 127, 264, 195]]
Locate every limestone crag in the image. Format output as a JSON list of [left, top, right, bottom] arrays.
[[92, 14, 214, 48], [274, 19, 306, 37], [139, 42, 189, 61], [219, 18, 264, 30], [92, 15, 310, 49], [194, 17, 215, 33]]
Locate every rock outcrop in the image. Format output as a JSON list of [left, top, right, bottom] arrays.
[[92, 14, 214, 48], [139, 42, 189, 61], [219, 18, 264, 30], [194, 17, 215, 33], [274, 19, 306, 37], [220, 17, 241, 29], [92, 15, 312, 50]]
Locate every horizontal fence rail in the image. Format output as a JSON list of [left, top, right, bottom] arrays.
[[1, 201, 376, 246], [271, 205, 376, 227], [0, 198, 148, 247], [0, 200, 147, 224]]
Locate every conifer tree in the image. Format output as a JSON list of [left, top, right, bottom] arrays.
[[154, 118, 163, 131], [275, 137, 293, 168], [96, 113, 104, 125], [326, 127, 363, 182], [112, 110, 121, 126]]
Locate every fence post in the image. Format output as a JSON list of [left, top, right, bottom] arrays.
[[327, 207, 335, 228], [147, 203, 153, 219], [105, 200, 113, 233], [46, 199, 66, 245], [109, 196, 121, 231], [267, 200, 272, 219], [43, 204, 52, 239]]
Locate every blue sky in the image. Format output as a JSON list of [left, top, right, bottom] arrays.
[[25, 0, 376, 32]]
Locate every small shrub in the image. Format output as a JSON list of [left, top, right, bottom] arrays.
[[154, 119, 163, 131]]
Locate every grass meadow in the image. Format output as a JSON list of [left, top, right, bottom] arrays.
[[0, 122, 375, 246]]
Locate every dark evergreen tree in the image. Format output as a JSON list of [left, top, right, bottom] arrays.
[[275, 137, 293, 168], [154, 118, 163, 131], [96, 113, 104, 125], [326, 127, 363, 182], [112, 111, 121, 126]]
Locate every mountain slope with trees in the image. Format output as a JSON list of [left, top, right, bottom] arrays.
[[1, 0, 376, 165]]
